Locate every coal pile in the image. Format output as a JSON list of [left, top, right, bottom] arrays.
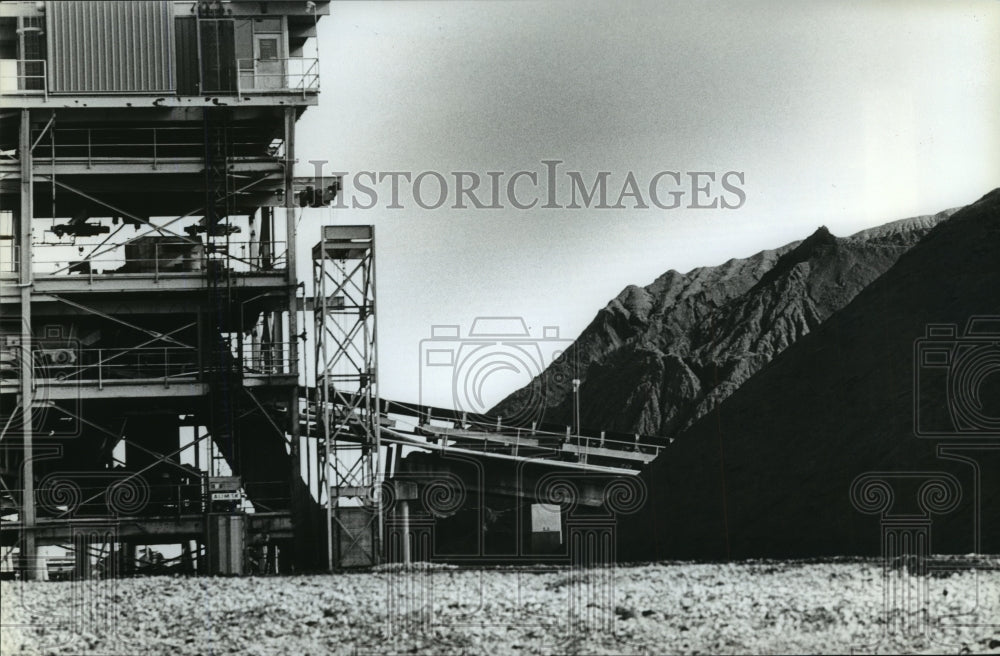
[[2, 560, 997, 655], [492, 210, 950, 437], [623, 188, 1000, 560]]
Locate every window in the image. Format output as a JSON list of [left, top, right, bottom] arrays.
[[258, 38, 278, 61]]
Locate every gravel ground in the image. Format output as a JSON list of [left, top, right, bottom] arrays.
[[2, 559, 998, 655]]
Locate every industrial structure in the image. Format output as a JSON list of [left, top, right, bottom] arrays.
[[0, 0, 664, 580]]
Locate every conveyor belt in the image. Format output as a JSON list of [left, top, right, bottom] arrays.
[[292, 393, 666, 470]]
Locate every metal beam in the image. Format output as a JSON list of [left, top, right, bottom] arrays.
[[244, 388, 290, 446], [25, 160, 283, 177], [2, 95, 319, 111], [0, 512, 294, 547], [9, 273, 287, 297], [18, 382, 209, 400], [18, 107, 40, 579], [58, 322, 196, 382], [38, 177, 199, 245], [44, 409, 209, 521], [49, 295, 190, 347], [313, 225, 380, 570], [29, 114, 55, 152], [282, 106, 307, 569], [381, 427, 640, 477], [45, 174, 277, 276]]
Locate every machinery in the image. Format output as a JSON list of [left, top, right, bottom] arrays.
[[0, 0, 664, 580], [0, 0, 334, 578]]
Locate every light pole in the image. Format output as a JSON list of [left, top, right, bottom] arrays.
[[572, 378, 581, 461]]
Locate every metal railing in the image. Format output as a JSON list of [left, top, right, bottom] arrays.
[[32, 346, 201, 386], [375, 399, 667, 464], [30, 125, 284, 166], [0, 59, 47, 98], [15, 342, 297, 386], [0, 57, 320, 100], [240, 343, 296, 377], [1, 474, 207, 520], [0, 242, 17, 274], [416, 421, 662, 458], [236, 57, 319, 97], [32, 239, 288, 278]]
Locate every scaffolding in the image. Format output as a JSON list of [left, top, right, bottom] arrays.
[[311, 225, 381, 569], [0, 1, 670, 579], [0, 0, 331, 579]]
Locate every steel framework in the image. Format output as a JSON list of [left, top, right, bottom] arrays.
[[0, 0, 333, 579], [312, 225, 381, 569]]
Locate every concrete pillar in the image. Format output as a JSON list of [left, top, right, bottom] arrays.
[[206, 514, 245, 575], [391, 481, 419, 565]]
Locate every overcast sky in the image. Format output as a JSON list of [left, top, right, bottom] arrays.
[[292, 0, 1000, 407]]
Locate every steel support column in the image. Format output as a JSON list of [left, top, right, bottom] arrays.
[[18, 108, 40, 580], [313, 225, 381, 569], [284, 107, 306, 569]]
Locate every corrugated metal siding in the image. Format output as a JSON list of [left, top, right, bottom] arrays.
[[47, 1, 176, 93], [198, 19, 237, 94], [174, 18, 199, 95]]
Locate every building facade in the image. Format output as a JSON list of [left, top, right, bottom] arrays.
[[0, 0, 334, 578]]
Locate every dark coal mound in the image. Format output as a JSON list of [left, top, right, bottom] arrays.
[[622, 189, 1000, 559], [492, 211, 949, 438]]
